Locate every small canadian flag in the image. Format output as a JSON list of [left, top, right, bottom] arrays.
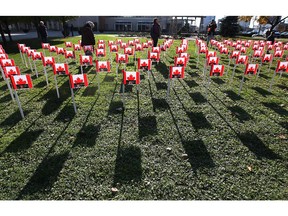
[[42, 56, 55, 66], [207, 56, 219, 65], [135, 44, 143, 51], [96, 48, 106, 57], [262, 54, 272, 63], [210, 65, 224, 76], [169, 66, 185, 79], [245, 63, 258, 75], [124, 47, 134, 55], [174, 57, 187, 67], [116, 53, 128, 63], [138, 59, 151, 70], [0, 59, 15, 67], [32, 52, 42, 60], [236, 55, 248, 64], [0, 54, 9, 59], [80, 55, 93, 65], [65, 42, 72, 47], [96, 60, 111, 72], [276, 61, 288, 73], [274, 50, 284, 58], [4, 66, 20, 78], [10, 74, 33, 89], [69, 74, 88, 89], [123, 71, 140, 85], [230, 51, 240, 59], [53, 63, 69, 75], [110, 45, 118, 52], [152, 47, 160, 53], [65, 50, 75, 59], [42, 43, 50, 49], [73, 44, 81, 51]]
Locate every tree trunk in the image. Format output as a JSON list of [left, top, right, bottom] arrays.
[[0, 24, 7, 44], [3, 20, 12, 41]]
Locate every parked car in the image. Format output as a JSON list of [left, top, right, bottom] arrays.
[[280, 32, 288, 38], [252, 33, 264, 38]]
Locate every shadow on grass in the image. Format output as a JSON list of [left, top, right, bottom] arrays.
[[0, 94, 13, 103], [82, 86, 98, 97], [155, 61, 169, 79], [252, 86, 273, 97], [17, 152, 69, 200], [189, 92, 207, 104], [223, 90, 243, 101], [277, 84, 288, 91], [108, 100, 124, 115], [73, 124, 101, 148], [238, 131, 281, 160], [182, 139, 215, 171], [3, 129, 44, 153], [113, 145, 142, 185], [138, 115, 157, 139], [152, 98, 170, 112], [0, 110, 31, 127], [186, 111, 212, 130], [155, 82, 167, 91], [41, 80, 70, 116], [183, 79, 199, 88], [212, 77, 226, 85], [34, 80, 47, 88], [54, 104, 76, 122], [262, 102, 288, 116], [228, 105, 253, 122]]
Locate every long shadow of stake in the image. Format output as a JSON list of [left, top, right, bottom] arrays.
[[165, 88, 214, 174], [206, 90, 281, 160], [17, 94, 100, 199]]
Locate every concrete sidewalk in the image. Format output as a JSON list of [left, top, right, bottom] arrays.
[[0, 30, 81, 42]]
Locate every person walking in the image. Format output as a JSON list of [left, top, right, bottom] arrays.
[[207, 19, 217, 47], [81, 21, 96, 55], [70, 24, 74, 36], [150, 18, 161, 47], [38, 21, 48, 43]]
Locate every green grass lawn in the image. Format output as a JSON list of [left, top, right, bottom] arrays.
[[0, 34, 287, 200]]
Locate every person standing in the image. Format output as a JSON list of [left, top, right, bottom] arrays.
[[150, 18, 161, 47], [38, 21, 48, 43], [207, 19, 217, 47], [70, 24, 74, 36], [81, 21, 96, 55]]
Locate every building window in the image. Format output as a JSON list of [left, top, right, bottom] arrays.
[[137, 22, 152, 32], [115, 22, 132, 31]]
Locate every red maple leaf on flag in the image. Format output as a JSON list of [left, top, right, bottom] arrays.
[[16, 78, 27, 85], [279, 64, 287, 71], [8, 69, 16, 74], [74, 77, 84, 84], [173, 70, 181, 77], [83, 58, 90, 63], [248, 67, 255, 72], [141, 62, 148, 67], [127, 74, 135, 81], [57, 66, 65, 71], [214, 67, 221, 73], [46, 59, 53, 65], [4, 62, 12, 66]]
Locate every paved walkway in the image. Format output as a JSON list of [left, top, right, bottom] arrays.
[[0, 30, 81, 42]]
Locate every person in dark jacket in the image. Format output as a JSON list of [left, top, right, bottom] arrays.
[[207, 19, 217, 47], [81, 21, 95, 55], [38, 21, 48, 43], [150, 18, 161, 47]]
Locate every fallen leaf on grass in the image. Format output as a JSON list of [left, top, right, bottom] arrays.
[[247, 166, 252, 172]]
